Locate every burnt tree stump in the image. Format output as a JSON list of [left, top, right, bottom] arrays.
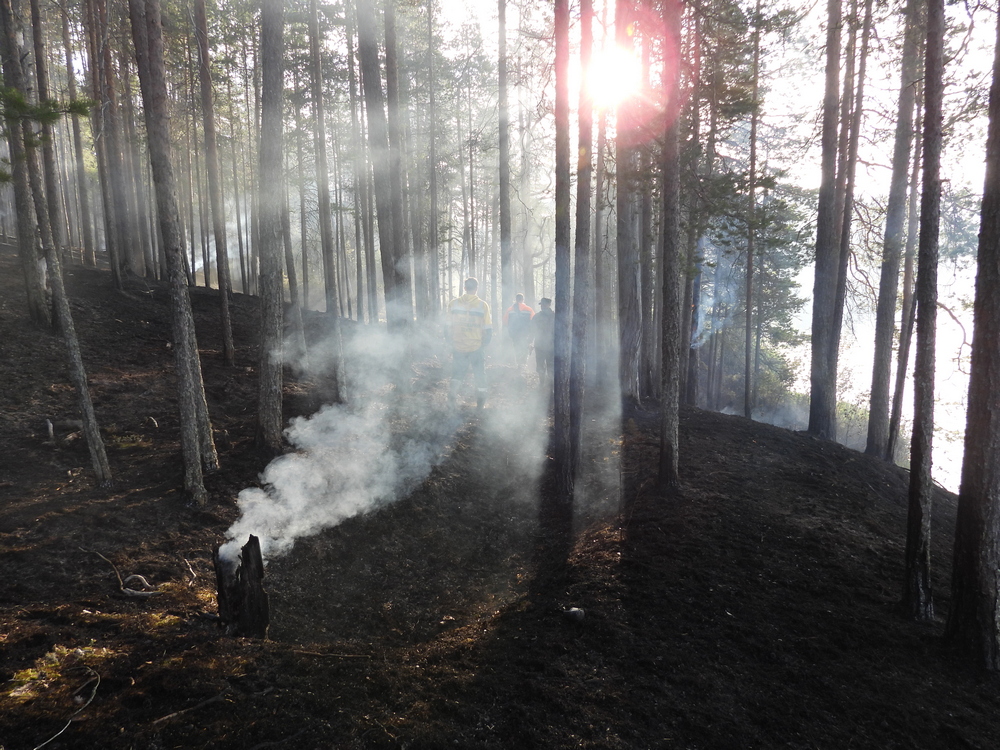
[[214, 535, 270, 638]]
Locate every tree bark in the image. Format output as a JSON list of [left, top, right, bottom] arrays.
[[945, 8, 1000, 670], [194, 0, 235, 365], [309, 0, 337, 317], [118, 56, 156, 278], [357, 0, 404, 329], [887, 117, 922, 462], [61, 8, 96, 266], [901, 0, 943, 622], [129, 0, 217, 503], [214, 535, 270, 638], [616, 0, 641, 410], [594, 105, 612, 392], [498, 0, 513, 308], [681, 12, 703, 407], [47, 235, 113, 485], [807, 0, 843, 439], [867, 0, 920, 457], [569, 0, 593, 485], [426, 0, 440, 315], [639, 38, 656, 403], [658, 0, 682, 488], [744, 0, 762, 419], [829, 0, 873, 426], [0, 0, 49, 326], [383, 0, 412, 324], [29, 0, 65, 255], [255, 0, 285, 457], [547, 0, 573, 537], [96, 0, 133, 283]]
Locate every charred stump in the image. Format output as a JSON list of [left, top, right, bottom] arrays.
[[213, 535, 270, 638]]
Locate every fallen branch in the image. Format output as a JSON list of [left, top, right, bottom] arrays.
[[81, 547, 162, 598], [292, 650, 371, 659], [151, 689, 229, 726], [183, 557, 198, 586]]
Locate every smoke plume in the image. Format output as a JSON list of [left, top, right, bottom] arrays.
[[219, 323, 460, 565]]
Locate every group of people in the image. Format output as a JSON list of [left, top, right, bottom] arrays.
[[445, 277, 554, 409]]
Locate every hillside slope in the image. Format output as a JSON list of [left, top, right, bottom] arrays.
[[0, 246, 996, 750]]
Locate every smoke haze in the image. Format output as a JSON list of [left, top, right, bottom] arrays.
[[218, 322, 555, 566]]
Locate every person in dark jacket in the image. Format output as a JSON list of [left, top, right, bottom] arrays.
[[503, 293, 534, 366], [531, 297, 554, 384]]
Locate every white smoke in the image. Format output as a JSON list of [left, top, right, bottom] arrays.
[[219, 322, 457, 565]]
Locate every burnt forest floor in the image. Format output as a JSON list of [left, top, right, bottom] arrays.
[[1, 243, 999, 750]]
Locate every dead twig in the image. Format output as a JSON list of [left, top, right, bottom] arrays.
[[248, 728, 308, 750], [183, 557, 198, 586], [151, 689, 229, 726], [32, 667, 100, 750], [80, 547, 162, 598], [292, 650, 372, 658]]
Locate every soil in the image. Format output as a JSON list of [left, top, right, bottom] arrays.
[[1, 243, 998, 750]]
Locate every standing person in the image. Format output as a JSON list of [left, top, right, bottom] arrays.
[[447, 277, 493, 409], [503, 293, 534, 365], [531, 297, 555, 385]]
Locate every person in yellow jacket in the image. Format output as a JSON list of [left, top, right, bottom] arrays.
[[447, 277, 492, 409]]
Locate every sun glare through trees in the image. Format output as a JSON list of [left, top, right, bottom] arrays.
[[585, 44, 643, 110]]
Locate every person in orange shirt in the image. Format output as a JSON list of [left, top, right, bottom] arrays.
[[503, 293, 534, 366], [447, 277, 492, 409]]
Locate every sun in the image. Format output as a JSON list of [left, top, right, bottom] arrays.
[[586, 45, 643, 110]]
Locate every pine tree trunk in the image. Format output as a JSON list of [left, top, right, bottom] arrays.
[[0, 0, 50, 326], [639, 39, 656, 404], [347, 18, 373, 321], [384, 0, 412, 323], [807, 0, 843, 439], [569, 0, 593, 483], [886, 122, 922, 462], [29, 0, 65, 255], [616, 0, 641, 410], [425, 0, 439, 314], [744, 0, 762, 419], [681, 12, 702, 406], [658, 0, 682, 488], [255, 0, 286, 457], [829, 0, 873, 426], [547, 0, 573, 536], [357, 0, 404, 329], [594, 107, 611, 391], [62, 9, 96, 266], [309, 0, 337, 316], [10, 17, 113, 484], [81, 0, 115, 279], [945, 9, 1000, 670], [129, 0, 217, 502], [119, 61, 156, 278], [194, 0, 235, 365], [96, 0, 133, 282], [498, 0, 513, 311], [47, 240, 113, 485], [868, 0, 920, 457], [231, 110, 248, 294], [901, 0, 943, 622], [292, 71, 308, 310]]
